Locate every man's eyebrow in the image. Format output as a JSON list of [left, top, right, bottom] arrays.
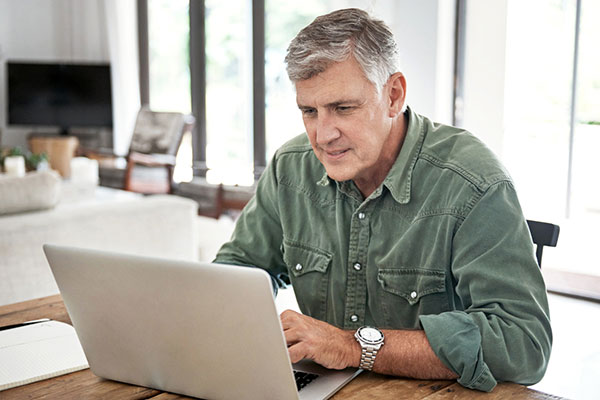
[[326, 100, 363, 108], [297, 99, 363, 109]]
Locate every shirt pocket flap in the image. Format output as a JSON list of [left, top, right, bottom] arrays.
[[377, 269, 446, 305], [283, 242, 332, 277]]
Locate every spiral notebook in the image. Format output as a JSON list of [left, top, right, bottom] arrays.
[[0, 319, 89, 391]]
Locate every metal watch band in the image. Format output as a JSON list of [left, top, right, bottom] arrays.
[[359, 346, 379, 370]]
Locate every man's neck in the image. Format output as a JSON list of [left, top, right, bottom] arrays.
[[353, 112, 408, 198]]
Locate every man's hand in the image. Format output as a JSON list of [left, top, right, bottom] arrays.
[[280, 310, 359, 370], [280, 310, 458, 380]]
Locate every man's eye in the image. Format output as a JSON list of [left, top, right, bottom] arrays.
[[302, 108, 317, 116], [337, 106, 353, 113]]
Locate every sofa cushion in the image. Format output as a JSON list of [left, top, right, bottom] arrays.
[[0, 170, 61, 215]]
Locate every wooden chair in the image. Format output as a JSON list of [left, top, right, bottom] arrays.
[[212, 183, 253, 218], [526, 220, 560, 268], [93, 107, 194, 194]]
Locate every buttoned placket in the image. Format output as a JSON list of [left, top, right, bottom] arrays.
[[343, 207, 369, 329], [340, 184, 386, 329]]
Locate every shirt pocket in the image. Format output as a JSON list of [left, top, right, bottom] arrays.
[[282, 240, 332, 320], [374, 268, 449, 328]]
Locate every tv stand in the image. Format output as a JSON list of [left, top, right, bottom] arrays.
[[28, 135, 79, 178]]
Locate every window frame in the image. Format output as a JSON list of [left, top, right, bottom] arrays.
[[456, 0, 596, 301], [138, 0, 266, 179], [140, 0, 585, 217]]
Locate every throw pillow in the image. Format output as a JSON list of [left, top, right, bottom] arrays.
[[0, 170, 61, 215]]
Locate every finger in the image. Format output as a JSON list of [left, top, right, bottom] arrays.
[[280, 310, 302, 329], [280, 309, 300, 321], [280, 319, 292, 330], [287, 342, 308, 364], [280, 317, 293, 331], [282, 327, 303, 345]]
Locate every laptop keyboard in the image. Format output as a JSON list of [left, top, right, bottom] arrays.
[[294, 370, 319, 391]]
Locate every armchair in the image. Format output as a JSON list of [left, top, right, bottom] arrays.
[[94, 107, 194, 194]]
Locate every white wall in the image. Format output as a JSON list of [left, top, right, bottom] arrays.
[[461, 0, 508, 157], [0, 0, 110, 148], [374, 0, 456, 124], [0, 0, 139, 154], [0, 0, 108, 61], [104, 0, 140, 156]]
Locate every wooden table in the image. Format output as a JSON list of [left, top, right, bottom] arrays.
[[0, 296, 564, 399]]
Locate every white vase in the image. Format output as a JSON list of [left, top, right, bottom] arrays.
[[3, 156, 26, 177]]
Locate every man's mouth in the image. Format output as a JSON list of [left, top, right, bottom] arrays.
[[324, 149, 349, 159], [323, 149, 349, 161]]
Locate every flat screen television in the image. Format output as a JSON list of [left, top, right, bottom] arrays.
[[6, 61, 113, 135]]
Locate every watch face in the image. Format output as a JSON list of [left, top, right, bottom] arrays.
[[359, 327, 383, 344]]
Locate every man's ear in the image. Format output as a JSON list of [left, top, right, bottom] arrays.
[[387, 72, 407, 117]]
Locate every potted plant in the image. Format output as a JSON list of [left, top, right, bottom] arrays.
[[0, 147, 49, 172]]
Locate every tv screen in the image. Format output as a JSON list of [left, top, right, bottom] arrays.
[[7, 62, 113, 134]]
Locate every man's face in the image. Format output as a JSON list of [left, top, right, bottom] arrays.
[[295, 57, 402, 190]]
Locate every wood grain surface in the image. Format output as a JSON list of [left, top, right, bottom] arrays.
[[0, 296, 565, 399]]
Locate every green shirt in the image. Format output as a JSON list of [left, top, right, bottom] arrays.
[[215, 107, 552, 392]]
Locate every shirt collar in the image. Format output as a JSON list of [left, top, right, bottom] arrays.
[[382, 106, 426, 204], [317, 172, 330, 186], [316, 172, 363, 202]]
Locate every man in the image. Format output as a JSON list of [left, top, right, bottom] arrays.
[[215, 8, 551, 392]]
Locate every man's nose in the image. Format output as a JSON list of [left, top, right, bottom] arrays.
[[316, 113, 341, 145]]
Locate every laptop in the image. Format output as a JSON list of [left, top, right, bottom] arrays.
[[43, 244, 361, 400]]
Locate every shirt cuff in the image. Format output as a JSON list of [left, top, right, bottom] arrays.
[[419, 312, 497, 392]]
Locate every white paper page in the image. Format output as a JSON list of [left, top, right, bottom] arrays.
[[0, 320, 89, 391]]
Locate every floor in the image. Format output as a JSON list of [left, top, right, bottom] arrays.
[[541, 214, 600, 284], [275, 289, 600, 400], [530, 293, 600, 400]]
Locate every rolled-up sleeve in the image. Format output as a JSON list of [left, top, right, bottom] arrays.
[[420, 180, 552, 392]]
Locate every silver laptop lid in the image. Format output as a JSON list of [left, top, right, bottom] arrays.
[[44, 244, 299, 400]]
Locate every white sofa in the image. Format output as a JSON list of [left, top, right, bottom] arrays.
[[0, 180, 199, 306]]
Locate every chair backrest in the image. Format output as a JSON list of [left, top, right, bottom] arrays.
[[129, 106, 185, 156], [526, 220, 560, 268]]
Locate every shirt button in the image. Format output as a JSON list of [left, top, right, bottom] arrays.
[[410, 291, 418, 299], [358, 212, 366, 220], [295, 263, 303, 272], [353, 263, 362, 271], [350, 314, 359, 323]]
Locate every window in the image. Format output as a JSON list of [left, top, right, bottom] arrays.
[[502, 0, 600, 280], [145, 0, 381, 187], [570, 0, 600, 220], [503, 0, 575, 219], [147, 0, 192, 183], [566, 0, 600, 279], [204, 0, 254, 185], [148, 0, 191, 113]]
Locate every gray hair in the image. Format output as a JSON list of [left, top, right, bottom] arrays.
[[285, 8, 399, 93]]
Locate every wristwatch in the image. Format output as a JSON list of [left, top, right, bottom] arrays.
[[354, 326, 384, 371]]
